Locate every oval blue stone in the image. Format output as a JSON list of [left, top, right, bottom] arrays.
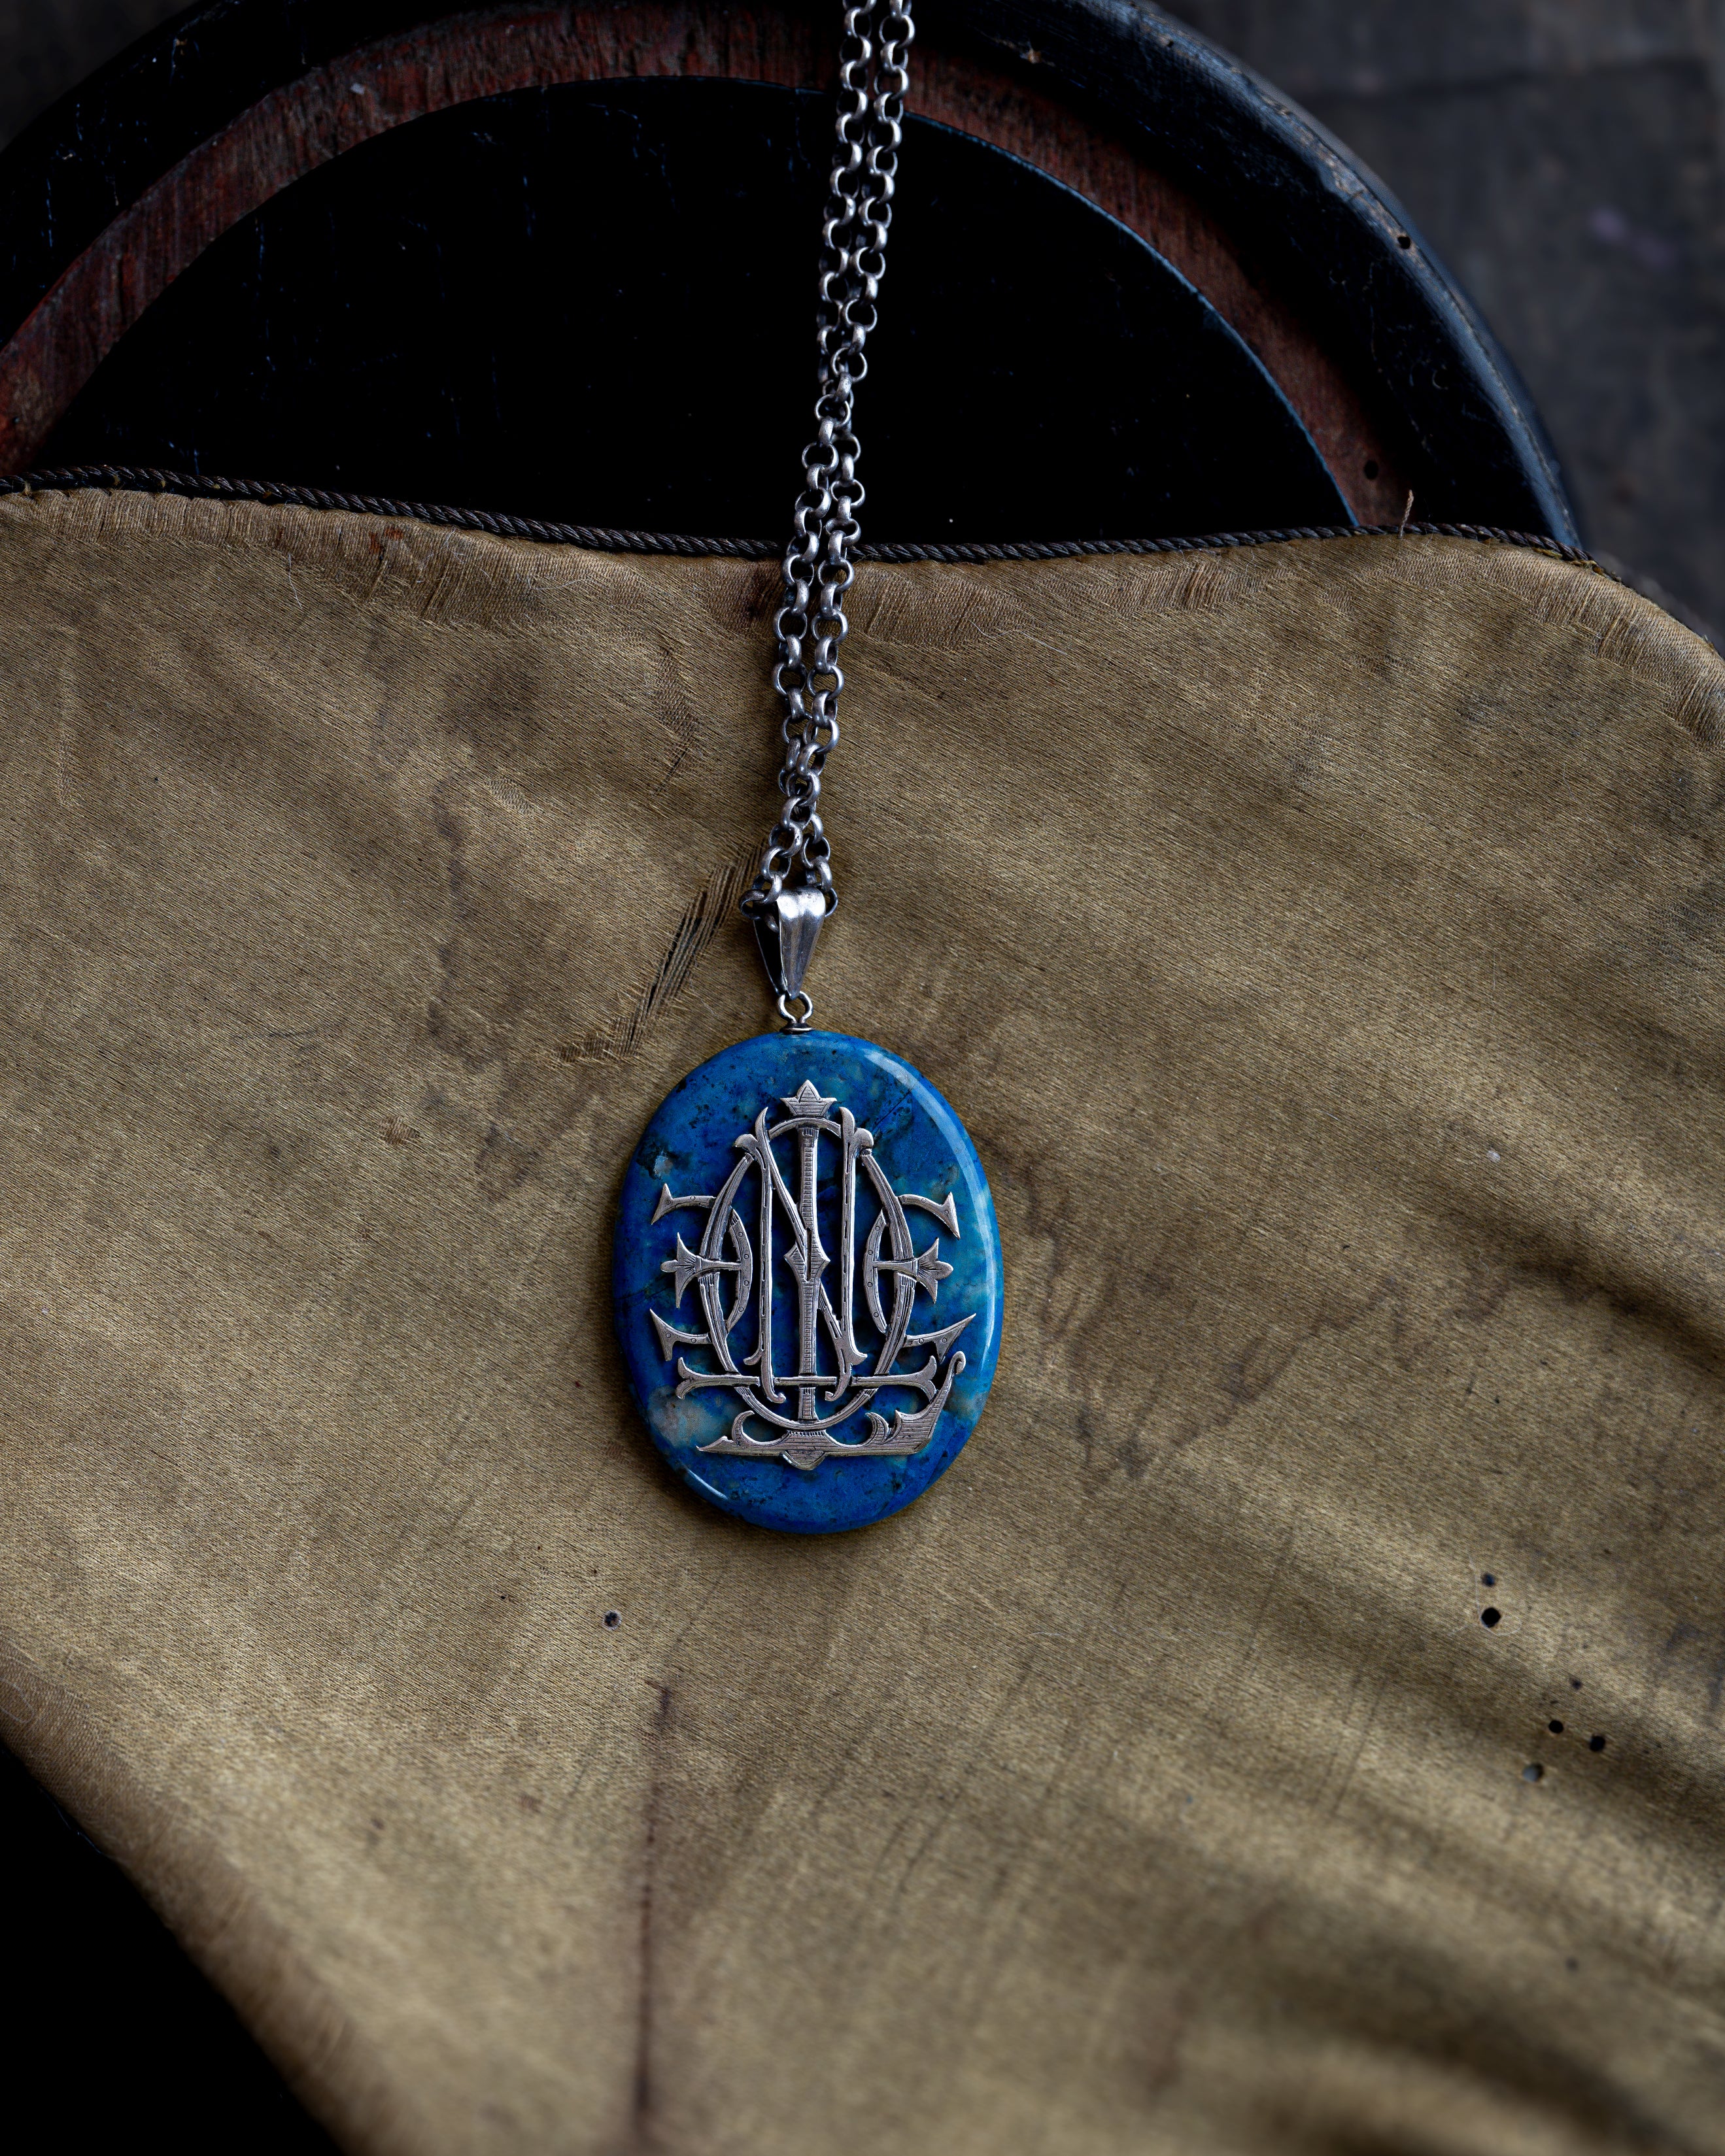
[[613, 1031, 1003, 1533]]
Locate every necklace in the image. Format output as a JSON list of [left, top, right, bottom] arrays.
[[610, 0, 1004, 1534]]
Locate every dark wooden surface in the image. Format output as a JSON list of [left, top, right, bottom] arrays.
[[37, 77, 1354, 541], [0, 0, 1575, 541], [6, 4, 1718, 614], [1161, 0, 1725, 640], [0, 0, 1404, 520]]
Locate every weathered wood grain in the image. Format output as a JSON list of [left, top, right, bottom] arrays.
[[0, 1, 1404, 518], [1163, 0, 1725, 635]]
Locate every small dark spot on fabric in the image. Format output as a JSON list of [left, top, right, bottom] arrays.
[[1565, 1957, 1579, 1972], [1481, 1573, 1495, 1587], [1570, 1676, 1584, 1689], [1548, 1720, 1564, 1734], [1481, 1607, 1502, 1628], [604, 1609, 622, 1630], [370, 1817, 384, 1831], [1397, 233, 1412, 248], [519, 1793, 542, 1813], [1588, 1734, 1607, 1752], [1522, 1762, 1543, 1782]]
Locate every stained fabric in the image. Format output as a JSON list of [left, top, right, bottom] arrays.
[[0, 486, 1721, 2155]]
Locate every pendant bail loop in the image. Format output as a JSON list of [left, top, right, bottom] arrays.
[[754, 885, 829, 1026]]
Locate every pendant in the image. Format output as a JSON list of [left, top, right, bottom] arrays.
[[612, 1030, 1003, 1533]]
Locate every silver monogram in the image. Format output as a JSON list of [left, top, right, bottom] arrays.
[[651, 1079, 971, 1470]]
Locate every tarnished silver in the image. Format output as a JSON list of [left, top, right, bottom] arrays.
[[754, 885, 827, 1013], [649, 1077, 970, 1470], [741, 0, 915, 1007]]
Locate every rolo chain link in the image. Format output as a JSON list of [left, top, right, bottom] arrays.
[[742, 0, 914, 928]]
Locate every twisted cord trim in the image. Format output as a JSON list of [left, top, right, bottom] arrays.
[[0, 465, 1609, 575]]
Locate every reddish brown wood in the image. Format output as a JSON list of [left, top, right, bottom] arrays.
[[0, 1, 1405, 520], [912, 46, 1408, 525]]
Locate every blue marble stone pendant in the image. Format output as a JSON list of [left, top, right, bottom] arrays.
[[613, 1032, 1003, 1533]]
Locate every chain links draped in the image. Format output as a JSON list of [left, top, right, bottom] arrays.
[[742, 0, 915, 922]]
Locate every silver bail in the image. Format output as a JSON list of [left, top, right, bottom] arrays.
[[754, 886, 828, 1028]]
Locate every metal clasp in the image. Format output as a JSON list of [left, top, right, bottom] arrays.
[[754, 886, 830, 1032]]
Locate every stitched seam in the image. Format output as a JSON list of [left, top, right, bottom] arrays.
[[0, 464, 1611, 575]]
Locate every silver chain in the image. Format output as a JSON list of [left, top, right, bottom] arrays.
[[742, 0, 914, 936]]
